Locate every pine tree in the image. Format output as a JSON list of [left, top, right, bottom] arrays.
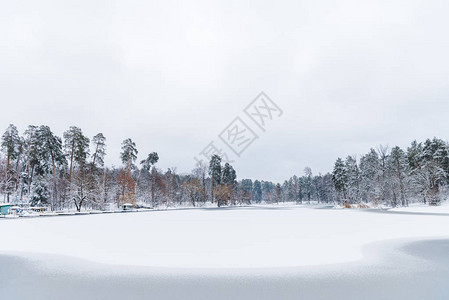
[[407, 140, 426, 202], [345, 156, 360, 204], [418, 138, 448, 204], [120, 138, 138, 174], [389, 146, 409, 207], [63, 126, 90, 182], [208, 154, 222, 187], [208, 155, 222, 204], [222, 163, 236, 186], [1, 124, 21, 202], [1, 124, 20, 172], [253, 180, 262, 203], [87, 133, 107, 206], [24, 125, 39, 183], [359, 149, 381, 204], [141, 152, 159, 172], [36, 126, 65, 205], [90, 133, 107, 171], [30, 176, 50, 207], [222, 163, 237, 204], [137, 152, 159, 198], [332, 158, 347, 202], [240, 179, 253, 204]]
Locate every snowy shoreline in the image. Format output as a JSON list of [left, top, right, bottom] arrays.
[[2, 201, 448, 220]]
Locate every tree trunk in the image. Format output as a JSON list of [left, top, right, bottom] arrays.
[[50, 151, 58, 204], [27, 146, 31, 180], [29, 166, 34, 196], [136, 168, 143, 194], [69, 140, 74, 182], [211, 173, 214, 203], [6, 154, 10, 202], [90, 143, 99, 178], [103, 168, 107, 203]]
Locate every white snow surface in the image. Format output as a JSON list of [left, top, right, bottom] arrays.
[[1, 204, 449, 269], [390, 201, 449, 214]]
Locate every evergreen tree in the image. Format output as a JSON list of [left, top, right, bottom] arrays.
[[240, 179, 253, 203], [30, 176, 50, 207], [222, 163, 237, 186], [118, 138, 138, 205], [417, 138, 449, 204], [389, 146, 409, 207], [345, 156, 360, 204], [23, 125, 42, 196], [208, 155, 222, 188], [359, 149, 381, 204], [407, 140, 426, 202], [90, 133, 107, 171], [36, 125, 65, 204], [140, 152, 159, 172], [332, 158, 347, 202], [253, 180, 262, 203], [120, 138, 138, 173], [137, 152, 159, 196], [221, 163, 237, 204], [1, 124, 21, 202], [1, 124, 20, 172], [63, 126, 90, 182]]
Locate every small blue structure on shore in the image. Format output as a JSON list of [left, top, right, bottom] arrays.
[[0, 204, 11, 216]]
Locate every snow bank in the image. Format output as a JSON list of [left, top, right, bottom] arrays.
[[390, 201, 449, 214]]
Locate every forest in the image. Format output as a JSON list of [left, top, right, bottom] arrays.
[[1, 124, 448, 210]]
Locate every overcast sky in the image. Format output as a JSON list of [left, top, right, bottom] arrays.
[[1, 0, 449, 182]]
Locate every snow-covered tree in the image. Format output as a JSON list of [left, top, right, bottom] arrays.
[[253, 180, 262, 203], [208, 155, 222, 187], [36, 126, 65, 202], [182, 178, 205, 207], [332, 158, 347, 202], [30, 176, 50, 207], [1, 124, 21, 202], [120, 138, 138, 174], [90, 133, 106, 171], [222, 163, 236, 186], [240, 179, 253, 203], [303, 167, 313, 203], [345, 156, 360, 204], [359, 149, 381, 204], [388, 146, 409, 207], [408, 138, 449, 205], [1, 124, 20, 172], [137, 152, 159, 187], [63, 126, 90, 182]]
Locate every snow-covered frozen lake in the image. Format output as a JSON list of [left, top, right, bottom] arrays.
[[1, 204, 449, 299]]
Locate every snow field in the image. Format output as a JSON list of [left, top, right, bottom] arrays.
[[1, 205, 449, 270]]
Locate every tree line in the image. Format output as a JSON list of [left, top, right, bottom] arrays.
[[331, 139, 449, 206], [274, 138, 449, 207], [0, 124, 240, 210], [1, 124, 447, 210]]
